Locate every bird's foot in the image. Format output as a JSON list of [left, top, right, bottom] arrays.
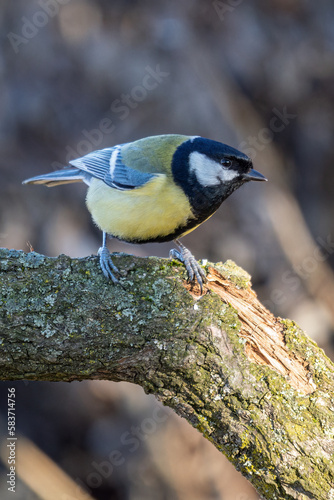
[[169, 240, 206, 294], [98, 245, 119, 283]]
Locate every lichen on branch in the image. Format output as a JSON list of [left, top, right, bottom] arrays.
[[0, 248, 333, 499]]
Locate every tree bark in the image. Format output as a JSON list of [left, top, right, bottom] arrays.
[[0, 247, 333, 499]]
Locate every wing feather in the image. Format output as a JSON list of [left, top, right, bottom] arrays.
[[69, 145, 156, 190]]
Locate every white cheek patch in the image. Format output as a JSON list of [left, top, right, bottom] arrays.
[[189, 151, 238, 187]]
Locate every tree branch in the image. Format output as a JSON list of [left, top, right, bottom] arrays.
[[1, 247, 333, 499]]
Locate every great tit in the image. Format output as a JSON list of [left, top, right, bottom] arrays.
[[23, 134, 267, 291]]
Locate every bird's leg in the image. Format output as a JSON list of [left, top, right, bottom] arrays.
[[169, 239, 206, 293], [98, 232, 119, 283]]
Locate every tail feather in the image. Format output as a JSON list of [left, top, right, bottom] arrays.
[[22, 168, 90, 187]]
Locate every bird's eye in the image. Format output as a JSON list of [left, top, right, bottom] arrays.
[[220, 159, 232, 168]]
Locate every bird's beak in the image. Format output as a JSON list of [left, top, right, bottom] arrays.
[[243, 169, 268, 182]]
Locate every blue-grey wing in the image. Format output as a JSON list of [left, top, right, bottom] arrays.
[[69, 145, 156, 190]]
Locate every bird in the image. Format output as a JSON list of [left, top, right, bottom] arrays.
[[23, 134, 267, 292]]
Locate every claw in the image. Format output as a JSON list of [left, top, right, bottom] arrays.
[[169, 240, 206, 293], [98, 232, 119, 283]]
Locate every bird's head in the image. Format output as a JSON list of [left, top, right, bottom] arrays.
[[172, 136, 267, 216]]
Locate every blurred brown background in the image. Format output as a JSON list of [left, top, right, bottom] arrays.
[[1, 0, 334, 499]]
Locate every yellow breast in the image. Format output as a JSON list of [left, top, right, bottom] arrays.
[[86, 176, 194, 241]]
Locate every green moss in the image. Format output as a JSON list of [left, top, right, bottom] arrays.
[[212, 259, 252, 289], [196, 414, 212, 434], [168, 258, 183, 268], [282, 318, 334, 383]]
